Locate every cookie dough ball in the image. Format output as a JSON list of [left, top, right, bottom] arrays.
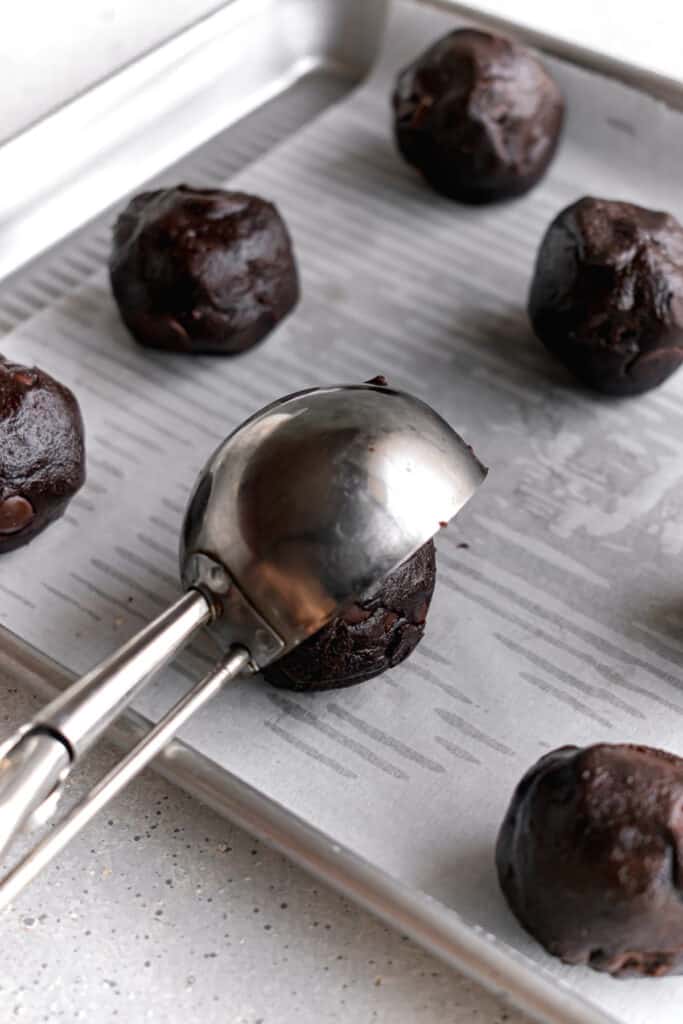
[[496, 743, 683, 977], [109, 186, 299, 354], [528, 197, 683, 394], [392, 29, 564, 203], [264, 540, 436, 692], [0, 356, 85, 552]]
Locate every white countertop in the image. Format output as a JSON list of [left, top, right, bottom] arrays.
[[2, 684, 529, 1024], [3, 2, 680, 1021]]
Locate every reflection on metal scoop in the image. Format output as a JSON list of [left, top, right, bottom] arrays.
[[0, 383, 486, 905]]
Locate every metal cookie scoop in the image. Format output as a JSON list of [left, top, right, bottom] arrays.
[[0, 382, 486, 904]]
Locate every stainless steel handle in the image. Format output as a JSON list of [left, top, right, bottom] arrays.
[[0, 645, 252, 910], [0, 730, 70, 861], [0, 589, 212, 863], [39, 589, 212, 756]]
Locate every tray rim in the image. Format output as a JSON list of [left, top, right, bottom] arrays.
[[3, 2, 680, 1022], [0, 0, 387, 282], [0, 628, 616, 1024], [423, 0, 683, 110]]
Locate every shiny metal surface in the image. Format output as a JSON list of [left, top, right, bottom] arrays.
[[0, 646, 252, 910], [0, 628, 617, 1024], [0, 1, 666, 1018], [182, 383, 486, 655], [0, 382, 484, 902], [430, 0, 683, 111], [38, 589, 212, 757], [0, 590, 211, 864], [183, 552, 284, 666], [0, 0, 388, 281], [0, 730, 70, 862]]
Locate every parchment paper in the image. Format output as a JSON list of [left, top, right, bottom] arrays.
[[3, 4, 683, 1021]]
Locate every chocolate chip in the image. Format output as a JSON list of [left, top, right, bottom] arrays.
[[342, 605, 372, 626], [0, 496, 35, 534], [13, 371, 37, 387]]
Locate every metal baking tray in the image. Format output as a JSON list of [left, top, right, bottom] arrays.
[[2, 3, 683, 1023]]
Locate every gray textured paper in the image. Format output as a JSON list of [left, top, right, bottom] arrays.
[[3, 4, 683, 1021]]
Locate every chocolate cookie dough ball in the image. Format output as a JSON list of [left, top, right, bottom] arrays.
[[264, 540, 436, 692], [496, 743, 683, 977], [529, 197, 683, 394], [392, 29, 564, 203], [109, 186, 299, 354], [0, 356, 85, 552]]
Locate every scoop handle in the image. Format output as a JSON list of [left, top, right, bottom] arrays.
[[0, 730, 70, 862], [0, 645, 252, 909], [0, 589, 212, 868], [37, 589, 212, 757]]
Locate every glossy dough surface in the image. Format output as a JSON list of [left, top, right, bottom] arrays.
[[497, 743, 683, 977], [0, 356, 85, 552], [110, 186, 300, 354], [392, 29, 564, 203], [528, 196, 683, 394]]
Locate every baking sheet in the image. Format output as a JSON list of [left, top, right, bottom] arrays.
[[2, 3, 683, 1021]]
